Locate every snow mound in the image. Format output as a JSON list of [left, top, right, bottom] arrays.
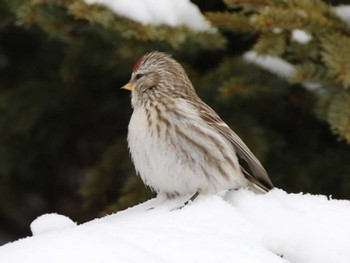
[[30, 213, 76, 236], [84, 0, 213, 32], [244, 51, 296, 78], [1, 189, 350, 263]]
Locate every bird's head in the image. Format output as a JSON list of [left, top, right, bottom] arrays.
[[122, 51, 195, 107]]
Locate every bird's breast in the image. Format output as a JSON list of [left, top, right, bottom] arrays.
[[127, 101, 246, 195]]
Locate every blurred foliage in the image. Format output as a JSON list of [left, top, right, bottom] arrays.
[[0, 0, 350, 243], [207, 0, 350, 142]]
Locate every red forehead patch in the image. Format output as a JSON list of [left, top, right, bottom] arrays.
[[132, 57, 143, 72]]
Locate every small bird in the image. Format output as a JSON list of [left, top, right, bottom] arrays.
[[123, 51, 273, 203]]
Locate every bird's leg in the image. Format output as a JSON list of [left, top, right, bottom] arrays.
[[183, 191, 200, 206], [172, 191, 200, 210]]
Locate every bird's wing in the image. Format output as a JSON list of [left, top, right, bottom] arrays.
[[196, 100, 274, 192]]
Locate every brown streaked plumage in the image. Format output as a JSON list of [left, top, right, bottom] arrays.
[[123, 51, 273, 201]]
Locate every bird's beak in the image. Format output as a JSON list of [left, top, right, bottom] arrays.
[[121, 82, 134, 91]]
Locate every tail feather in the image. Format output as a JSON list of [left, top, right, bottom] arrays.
[[240, 165, 273, 193]]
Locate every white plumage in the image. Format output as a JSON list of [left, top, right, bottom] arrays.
[[128, 99, 248, 196]]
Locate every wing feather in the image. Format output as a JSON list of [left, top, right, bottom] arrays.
[[195, 100, 274, 192]]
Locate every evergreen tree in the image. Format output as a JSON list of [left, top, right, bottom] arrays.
[[1, 0, 350, 243]]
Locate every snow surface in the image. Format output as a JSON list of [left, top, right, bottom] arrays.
[[1, 189, 350, 263], [30, 213, 76, 236], [84, 0, 213, 31], [291, 29, 312, 44]]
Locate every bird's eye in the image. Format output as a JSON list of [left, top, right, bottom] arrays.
[[135, 74, 143, 80]]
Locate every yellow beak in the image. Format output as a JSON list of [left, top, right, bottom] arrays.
[[121, 82, 134, 91]]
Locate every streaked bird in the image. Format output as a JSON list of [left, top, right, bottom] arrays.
[[123, 51, 273, 203]]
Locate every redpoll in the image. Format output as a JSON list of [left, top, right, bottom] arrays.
[[123, 51, 273, 201]]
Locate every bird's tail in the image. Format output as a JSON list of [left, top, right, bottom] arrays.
[[241, 165, 273, 194]]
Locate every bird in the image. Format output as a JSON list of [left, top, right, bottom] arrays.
[[122, 51, 273, 204]]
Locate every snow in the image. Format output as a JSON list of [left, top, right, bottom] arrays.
[[30, 213, 77, 236], [303, 81, 325, 94], [1, 189, 350, 263], [84, 0, 213, 31], [334, 5, 350, 26], [243, 51, 326, 93], [291, 29, 312, 44], [272, 28, 282, 34], [244, 51, 296, 78]]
